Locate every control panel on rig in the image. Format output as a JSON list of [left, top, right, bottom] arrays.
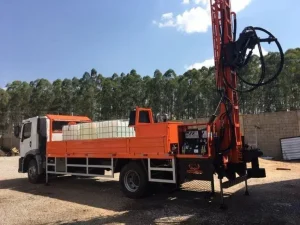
[[178, 125, 209, 156], [182, 128, 208, 155]]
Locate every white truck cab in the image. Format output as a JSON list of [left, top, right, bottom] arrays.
[[14, 114, 91, 183], [14, 116, 49, 183], [19, 117, 40, 157]]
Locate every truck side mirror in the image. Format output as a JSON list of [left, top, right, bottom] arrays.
[[13, 125, 21, 138]]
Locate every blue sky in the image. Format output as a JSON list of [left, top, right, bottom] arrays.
[[0, 0, 298, 88]]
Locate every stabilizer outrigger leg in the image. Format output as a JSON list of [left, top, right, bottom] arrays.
[[219, 179, 227, 210]]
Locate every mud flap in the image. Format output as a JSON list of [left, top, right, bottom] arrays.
[[18, 157, 24, 173]]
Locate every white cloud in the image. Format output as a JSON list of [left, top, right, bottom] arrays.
[[162, 12, 173, 20], [176, 7, 211, 33], [152, 12, 176, 28], [186, 58, 214, 70], [194, 0, 209, 5], [159, 20, 176, 28], [154, 0, 252, 34], [231, 0, 252, 13], [154, 7, 211, 33], [252, 46, 268, 56], [193, 0, 251, 13]]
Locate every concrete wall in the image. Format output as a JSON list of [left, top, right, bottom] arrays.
[[1, 110, 299, 159], [241, 111, 300, 159]]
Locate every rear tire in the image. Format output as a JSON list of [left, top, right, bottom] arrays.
[[28, 159, 44, 184], [119, 161, 149, 199]]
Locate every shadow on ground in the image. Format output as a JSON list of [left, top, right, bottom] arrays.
[[1, 175, 300, 224], [0, 175, 217, 211]]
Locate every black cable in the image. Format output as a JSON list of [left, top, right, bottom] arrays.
[[213, 90, 235, 153], [223, 26, 284, 93], [214, 10, 237, 152], [232, 14, 237, 42], [217, 6, 284, 93], [233, 27, 266, 87], [252, 27, 284, 86], [222, 94, 236, 153]]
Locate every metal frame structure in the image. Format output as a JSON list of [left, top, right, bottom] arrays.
[[148, 158, 176, 184], [46, 156, 114, 183]]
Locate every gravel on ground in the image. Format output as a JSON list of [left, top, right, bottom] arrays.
[[1, 156, 300, 225]]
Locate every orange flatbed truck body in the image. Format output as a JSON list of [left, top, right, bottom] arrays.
[[47, 122, 181, 159], [46, 107, 212, 161], [47, 121, 212, 160], [38, 108, 216, 201]]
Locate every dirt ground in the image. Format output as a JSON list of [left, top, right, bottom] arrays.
[[0, 157, 300, 225]]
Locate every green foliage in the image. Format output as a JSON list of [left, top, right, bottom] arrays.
[[0, 48, 298, 125], [0, 88, 9, 132]]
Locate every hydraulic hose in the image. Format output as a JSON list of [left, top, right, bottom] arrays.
[[224, 26, 284, 93]]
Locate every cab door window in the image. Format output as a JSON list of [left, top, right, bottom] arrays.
[[22, 123, 32, 141]]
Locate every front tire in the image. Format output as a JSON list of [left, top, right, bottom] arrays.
[[28, 159, 44, 184], [119, 161, 149, 199]]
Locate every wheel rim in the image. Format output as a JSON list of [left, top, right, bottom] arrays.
[[124, 170, 140, 192], [29, 165, 37, 178]]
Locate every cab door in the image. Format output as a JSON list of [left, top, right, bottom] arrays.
[[20, 117, 38, 157]]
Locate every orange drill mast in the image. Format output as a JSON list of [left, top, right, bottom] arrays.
[[209, 0, 283, 183], [208, 0, 283, 207], [211, 0, 242, 166], [210, 0, 244, 180]]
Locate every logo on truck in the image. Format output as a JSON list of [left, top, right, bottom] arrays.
[[187, 163, 203, 174]]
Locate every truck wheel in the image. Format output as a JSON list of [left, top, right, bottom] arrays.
[[119, 161, 149, 199], [28, 159, 43, 184]]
